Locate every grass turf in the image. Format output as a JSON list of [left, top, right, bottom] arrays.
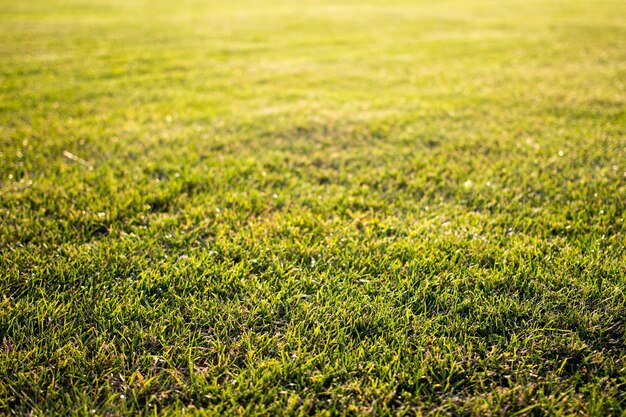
[[1, 0, 625, 415]]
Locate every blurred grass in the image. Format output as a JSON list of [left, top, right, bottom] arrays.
[[1, 0, 625, 415]]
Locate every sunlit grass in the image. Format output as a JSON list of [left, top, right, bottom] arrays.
[[1, 0, 625, 415]]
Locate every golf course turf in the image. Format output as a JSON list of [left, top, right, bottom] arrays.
[[1, 0, 625, 415]]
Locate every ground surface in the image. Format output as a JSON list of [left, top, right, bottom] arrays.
[[1, 0, 625, 415]]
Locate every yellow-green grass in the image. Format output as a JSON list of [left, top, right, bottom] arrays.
[[1, 0, 625, 415]]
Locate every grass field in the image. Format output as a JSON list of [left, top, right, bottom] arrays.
[[1, 0, 625, 415]]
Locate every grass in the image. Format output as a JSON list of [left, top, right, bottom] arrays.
[[1, 0, 625, 415]]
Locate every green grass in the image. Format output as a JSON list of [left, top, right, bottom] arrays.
[[1, 0, 625, 415]]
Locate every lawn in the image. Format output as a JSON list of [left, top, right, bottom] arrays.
[[1, 0, 625, 415]]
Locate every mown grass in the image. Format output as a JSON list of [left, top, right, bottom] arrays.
[[1, 0, 625, 415]]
